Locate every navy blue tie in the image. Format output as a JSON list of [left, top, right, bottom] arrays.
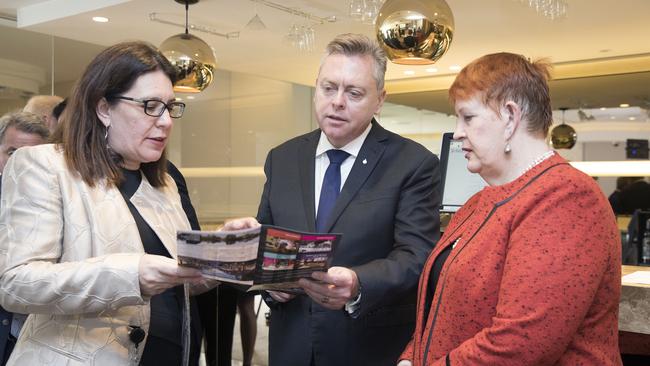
[[316, 149, 350, 232]]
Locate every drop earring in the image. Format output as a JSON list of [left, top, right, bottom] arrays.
[[504, 142, 511, 154]]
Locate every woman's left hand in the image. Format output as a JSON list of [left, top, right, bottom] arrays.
[[138, 254, 204, 297]]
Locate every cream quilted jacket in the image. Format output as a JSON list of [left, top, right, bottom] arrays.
[[0, 144, 191, 365]]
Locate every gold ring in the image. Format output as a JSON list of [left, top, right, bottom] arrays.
[[322, 296, 329, 304]]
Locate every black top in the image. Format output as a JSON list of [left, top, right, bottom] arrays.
[[166, 161, 203, 366], [424, 243, 453, 323], [118, 169, 183, 359]]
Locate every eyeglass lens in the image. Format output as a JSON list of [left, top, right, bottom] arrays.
[[144, 100, 185, 118]]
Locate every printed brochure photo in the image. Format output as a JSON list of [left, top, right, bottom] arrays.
[[177, 225, 341, 291]]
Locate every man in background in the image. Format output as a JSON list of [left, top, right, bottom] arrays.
[[0, 111, 49, 176], [619, 178, 650, 215], [23, 95, 64, 133], [609, 176, 641, 215], [0, 111, 49, 365]]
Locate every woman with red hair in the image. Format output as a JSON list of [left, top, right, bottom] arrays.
[[399, 53, 622, 365]]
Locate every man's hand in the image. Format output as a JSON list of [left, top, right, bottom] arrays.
[[298, 266, 359, 310], [267, 290, 296, 303], [221, 217, 261, 231]]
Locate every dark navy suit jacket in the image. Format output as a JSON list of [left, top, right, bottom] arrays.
[[257, 121, 441, 366]]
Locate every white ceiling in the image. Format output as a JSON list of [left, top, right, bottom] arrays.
[[1, 0, 650, 111], [2, 0, 650, 83]]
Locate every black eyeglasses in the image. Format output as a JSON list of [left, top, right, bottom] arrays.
[[110, 96, 186, 119]]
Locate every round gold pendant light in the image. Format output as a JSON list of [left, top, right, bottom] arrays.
[[551, 107, 578, 149], [375, 0, 454, 65], [159, 0, 217, 93]]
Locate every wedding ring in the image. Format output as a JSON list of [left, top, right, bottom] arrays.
[[322, 296, 329, 304]]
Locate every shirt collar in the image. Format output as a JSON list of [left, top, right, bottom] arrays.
[[316, 122, 373, 158]]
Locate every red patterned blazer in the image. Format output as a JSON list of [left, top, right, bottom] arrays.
[[401, 154, 622, 365]]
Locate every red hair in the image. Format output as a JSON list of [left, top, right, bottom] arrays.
[[449, 52, 553, 136]]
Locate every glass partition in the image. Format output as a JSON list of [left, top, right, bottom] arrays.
[[2, 25, 649, 223]]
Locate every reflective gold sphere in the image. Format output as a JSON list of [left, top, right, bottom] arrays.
[[550, 123, 578, 149], [159, 33, 217, 93], [375, 0, 454, 65]]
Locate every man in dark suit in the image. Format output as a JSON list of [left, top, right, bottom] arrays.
[[226, 33, 440, 366], [0, 111, 50, 365]]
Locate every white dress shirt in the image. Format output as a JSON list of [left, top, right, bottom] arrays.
[[314, 123, 373, 214]]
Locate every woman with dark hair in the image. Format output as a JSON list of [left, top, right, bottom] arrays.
[[0, 41, 211, 366], [399, 53, 622, 365]]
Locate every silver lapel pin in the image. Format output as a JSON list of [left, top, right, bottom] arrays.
[[362, 159, 367, 165]]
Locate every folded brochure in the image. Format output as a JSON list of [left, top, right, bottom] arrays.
[[177, 225, 341, 292]]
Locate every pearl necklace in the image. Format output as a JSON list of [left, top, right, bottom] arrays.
[[520, 150, 555, 176]]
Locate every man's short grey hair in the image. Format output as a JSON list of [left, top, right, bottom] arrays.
[[0, 111, 50, 143], [322, 33, 387, 91]]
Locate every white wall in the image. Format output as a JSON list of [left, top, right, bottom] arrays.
[[379, 103, 456, 156], [0, 99, 27, 115]]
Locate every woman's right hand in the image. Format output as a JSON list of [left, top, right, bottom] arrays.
[[221, 217, 261, 231], [138, 254, 204, 297]]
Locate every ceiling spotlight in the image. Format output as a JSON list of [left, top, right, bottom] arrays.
[[92, 16, 109, 23], [404, 70, 415, 75], [620, 103, 630, 108], [425, 67, 438, 73], [449, 65, 461, 71]]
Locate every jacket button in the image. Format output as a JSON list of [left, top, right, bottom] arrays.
[[1, 319, 9, 326], [128, 326, 146, 346]]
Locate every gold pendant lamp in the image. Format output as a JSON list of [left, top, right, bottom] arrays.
[[159, 0, 217, 93], [375, 0, 455, 65]]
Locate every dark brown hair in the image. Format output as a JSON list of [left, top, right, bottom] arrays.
[[449, 52, 553, 137], [54, 41, 177, 187]]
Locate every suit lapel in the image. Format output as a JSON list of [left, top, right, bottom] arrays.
[[130, 175, 191, 258], [298, 130, 319, 232], [322, 120, 388, 232]]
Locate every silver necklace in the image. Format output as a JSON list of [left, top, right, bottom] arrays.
[[521, 150, 555, 176]]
